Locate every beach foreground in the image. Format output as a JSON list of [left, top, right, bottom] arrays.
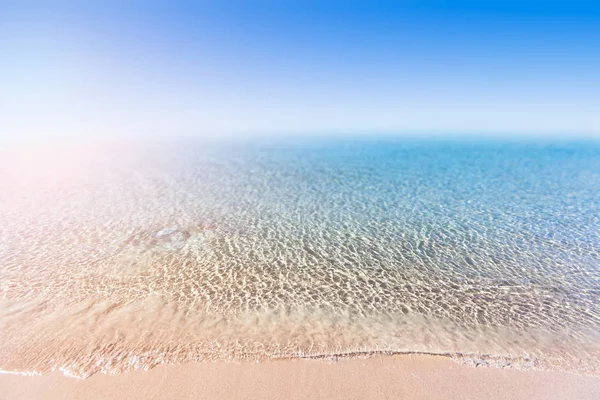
[[1, 355, 599, 400]]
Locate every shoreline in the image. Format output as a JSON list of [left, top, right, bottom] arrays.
[[2, 354, 599, 400]]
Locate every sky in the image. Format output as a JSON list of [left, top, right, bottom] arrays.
[[1, 1, 600, 144]]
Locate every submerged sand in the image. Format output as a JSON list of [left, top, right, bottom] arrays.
[[2, 142, 600, 380], [2, 142, 600, 377], [1, 355, 599, 400]]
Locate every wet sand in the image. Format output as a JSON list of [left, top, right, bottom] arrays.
[[1, 355, 599, 400]]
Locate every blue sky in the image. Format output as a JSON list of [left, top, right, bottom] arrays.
[[1, 1, 599, 143]]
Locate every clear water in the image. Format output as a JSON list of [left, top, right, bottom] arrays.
[[1, 137, 599, 377]]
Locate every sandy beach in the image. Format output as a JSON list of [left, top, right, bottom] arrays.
[[1, 355, 599, 400]]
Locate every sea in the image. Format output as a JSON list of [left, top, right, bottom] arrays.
[[1, 136, 599, 378]]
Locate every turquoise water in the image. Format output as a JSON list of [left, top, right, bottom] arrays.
[[1, 137, 599, 377]]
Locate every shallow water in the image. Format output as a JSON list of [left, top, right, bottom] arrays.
[[1, 138, 599, 377]]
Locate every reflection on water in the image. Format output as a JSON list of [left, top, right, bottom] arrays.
[[1, 138, 599, 377]]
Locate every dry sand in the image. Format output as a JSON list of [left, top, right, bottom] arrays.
[[1, 355, 599, 400]]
